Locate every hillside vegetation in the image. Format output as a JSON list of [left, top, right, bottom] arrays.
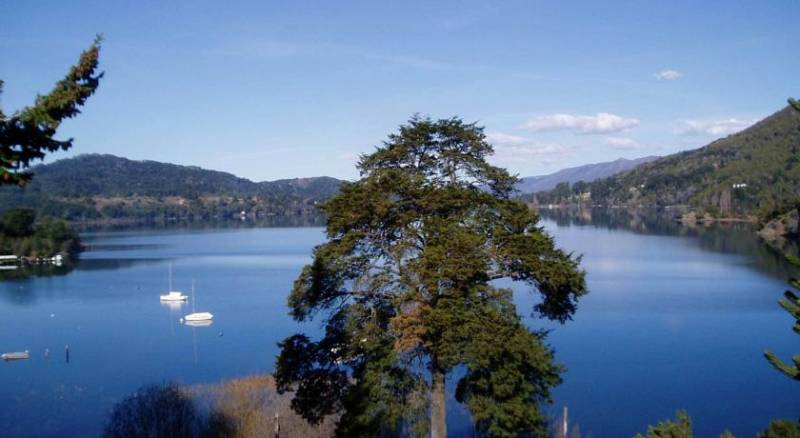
[[531, 104, 800, 220], [0, 155, 343, 222], [0, 208, 81, 257]]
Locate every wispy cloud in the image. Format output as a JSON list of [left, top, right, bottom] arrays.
[[486, 132, 575, 166], [207, 38, 450, 70], [522, 113, 639, 135], [675, 118, 756, 136], [654, 69, 682, 81], [604, 137, 641, 150]]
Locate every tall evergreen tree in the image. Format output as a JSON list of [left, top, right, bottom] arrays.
[[763, 96, 800, 379], [764, 254, 800, 379], [275, 116, 587, 437], [0, 36, 103, 186]]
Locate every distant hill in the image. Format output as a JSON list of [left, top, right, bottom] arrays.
[[516, 156, 657, 194], [531, 104, 800, 219], [0, 155, 345, 222]]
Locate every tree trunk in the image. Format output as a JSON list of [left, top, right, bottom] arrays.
[[431, 367, 447, 438]]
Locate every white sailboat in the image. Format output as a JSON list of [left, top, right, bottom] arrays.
[[182, 281, 213, 323], [160, 264, 188, 302]]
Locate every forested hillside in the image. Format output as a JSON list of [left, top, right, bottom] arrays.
[[0, 155, 344, 222], [531, 104, 800, 219]]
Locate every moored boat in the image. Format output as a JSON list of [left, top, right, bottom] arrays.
[[184, 311, 214, 322], [1, 351, 30, 361], [182, 281, 213, 323], [160, 264, 187, 301], [160, 291, 188, 301]]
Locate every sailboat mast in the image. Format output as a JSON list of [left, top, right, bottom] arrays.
[[192, 280, 196, 313], [169, 264, 173, 291]]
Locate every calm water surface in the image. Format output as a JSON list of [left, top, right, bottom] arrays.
[[0, 214, 798, 437]]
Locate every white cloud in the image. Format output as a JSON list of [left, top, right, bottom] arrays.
[[486, 132, 575, 165], [676, 118, 756, 137], [485, 132, 528, 146], [522, 113, 639, 135], [654, 70, 682, 81], [605, 137, 641, 150]]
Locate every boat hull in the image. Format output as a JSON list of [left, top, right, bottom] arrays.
[[184, 312, 213, 321], [1, 352, 30, 361]]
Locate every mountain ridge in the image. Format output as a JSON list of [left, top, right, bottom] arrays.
[[516, 156, 658, 194]]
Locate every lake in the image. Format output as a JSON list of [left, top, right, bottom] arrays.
[[1, 210, 798, 437]]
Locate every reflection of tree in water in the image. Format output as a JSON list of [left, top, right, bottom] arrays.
[[539, 207, 800, 281], [0, 262, 74, 282]]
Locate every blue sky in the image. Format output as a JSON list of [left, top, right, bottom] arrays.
[[1, 1, 798, 181]]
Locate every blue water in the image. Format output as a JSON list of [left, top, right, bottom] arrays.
[[0, 220, 797, 436]]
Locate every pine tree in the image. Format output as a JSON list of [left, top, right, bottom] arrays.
[[275, 116, 587, 437], [764, 254, 800, 379], [0, 36, 103, 186], [634, 410, 693, 438]]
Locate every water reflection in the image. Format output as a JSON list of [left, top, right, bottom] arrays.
[[0, 262, 74, 282], [538, 207, 800, 280], [75, 214, 327, 234], [160, 300, 185, 311]]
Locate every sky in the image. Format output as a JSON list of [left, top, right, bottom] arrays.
[[1, 1, 798, 181]]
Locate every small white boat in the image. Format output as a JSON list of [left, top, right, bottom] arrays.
[[182, 281, 213, 323], [1, 350, 30, 361], [160, 264, 187, 301], [160, 291, 188, 302], [184, 319, 213, 327], [184, 312, 214, 322]]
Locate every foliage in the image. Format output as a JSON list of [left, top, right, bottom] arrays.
[[188, 374, 338, 438], [531, 103, 800, 220], [633, 410, 693, 438], [764, 253, 800, 379], [274, 116, 587, 437], [758, 419, 800, 438], [0, 37, 103, 185], [103, 383, 202, 438], [634, 411, 737, 438], [635, 412, 800, 438], [0, 208, 36, 237], [0, 154, 343, 222], [0, 208, 81, 257], [105, 377, 337, 438]]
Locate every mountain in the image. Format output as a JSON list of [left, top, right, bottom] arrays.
[[516, 156, 658, 194], [0, 154, 345, 222], [531, 104, 800, 219]]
